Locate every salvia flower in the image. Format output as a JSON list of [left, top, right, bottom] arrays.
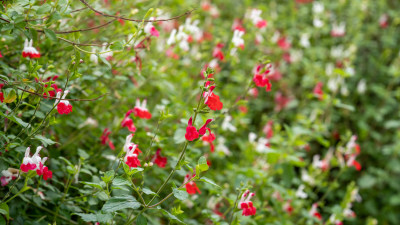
[[1, 169, 18, 186], [263, 120, 274, 139], [121, 117, 137, 133], [203, 84, 223, 111], [20, 147, 37, 172], [309, 203, 322, 220], [212, 43, 224, 61], [144, 18, 160, 37], [253, 64, 272, 92], [185, 117, 213, 141], [124, 134, 142, 168], [22, 39, 41, 58], [202, 128, 216, 152], [133, 99, 152, 119], [331, 22, 346, 37], [55, 90, 73, 115], [232, 29, 245, 50], [379, 14, 389, 29], [184, 174, 201, 194], [296, 184, 308, 199], [152, 148, 167, 168], [101, 128, 115, 150], [283, 200, 293, 215], [313, 82, 324, 100], [36, 157, 53, 180], [238, 190, 256, 216], [248, 9, 267, 29]]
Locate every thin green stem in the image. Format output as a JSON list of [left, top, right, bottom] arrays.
[[229, 190, 241, 225]]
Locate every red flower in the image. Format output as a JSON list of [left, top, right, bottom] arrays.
[[238, 190, 256, 216], [124, 135, 141, 168], [121, 117, 137, 132], [0, 92, 3, 103], [313, 82, 324, 100], [36, 162, 53, 180], [256, 20, 267, 29], [253, 64, 272, 92], [101, 128, 115, 150], [185, 117, 213, 141], [277, 37, 291, 51], [263, 120, 274, 139], [202, 128, 216, 152], [212, 44, 224, 61], [184, 174, 201, 194], [204, 85, 223, 111], [153, 149, 167, 168], [22, 39, 41, 58], [379, 14, 389, 29]]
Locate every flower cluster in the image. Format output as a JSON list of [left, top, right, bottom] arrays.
[[184, 174, 201, 195], [20, 147, 53, 180], [253, 64, 272, 92], [123, 134, 142, 168], [185, 117, 213, 141]]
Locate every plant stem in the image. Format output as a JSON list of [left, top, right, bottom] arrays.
[[229, 190, 241, 225]]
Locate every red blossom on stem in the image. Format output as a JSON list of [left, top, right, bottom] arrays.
[[185, 117, 213, 141]]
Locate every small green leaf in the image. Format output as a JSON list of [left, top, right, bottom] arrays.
[[75, 213, 112, 223], [112, 176, 131, 186], [110, 41, 124, 51], [136, 214, 147, 225], [142, 188, 157, 196], [34, 135, 56, 147], [4, 89, 17, 103], [44, 28, 57, 41], [37, 4, 51, 14], [81, 181, 103, 190], [101, 170, 115, 183], [197, 156, 209, 172], [0, 203, 9, 220], [102, 195, 141, 212], [172, 188, 188, 201], [198, 177, 221, 189]]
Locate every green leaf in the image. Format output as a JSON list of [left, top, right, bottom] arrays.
[[172, 188, 188, 201], [110, 41, 124, 51], [37, 3, 51, 14], [142, 188, 157, 196], [102, 195, 141, 212], [44, 28, 57, 41], [159, 208, 184, 224], [0, 203, 9, 220], [136, 214, 147, 225], [3, 89, 17, 103], [75, 213, 112, 223], [34, 135, 56, 147], [112, 176, 131, 186], [198, 177, 221, 189], [197, 156, 209, 172], [101, 170, 115, 184], [81, 181, 103, 190]]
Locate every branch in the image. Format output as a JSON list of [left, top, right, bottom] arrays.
[[0, 78, 107, 102], [35, 19, 117, 34], [79, 0, 195, 22], [57, 37, 106, 46]]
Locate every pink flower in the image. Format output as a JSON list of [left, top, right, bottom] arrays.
[[152, 149, 167, 168], [256, 20, 267, 28], [22, 39, 41, 58], [101, 128, 115, 150], [274, 92, 291, 112], [133, 99, 152, 119], [313, 82, 324, 100], [283, 201, 293, 215], [184, 174, 201, 194], [238, 190, 256, 216], [185, 117, 213, 141], [0, 52, 2, 58], [1, 169, 18, 186], [55, 90, 73, 115]]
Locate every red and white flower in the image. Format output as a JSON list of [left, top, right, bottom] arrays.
[[144, 18, 160, 37], [124, 134, 142, 168], [248, 9, 267, 29], [313, 82, 324, 100], [1, 169, 18, 186], [202, 128, 216, 152], [232, 29, 245, 50], [20, 147, 37, 172], [22, 39, 41, 58], [331, 22, 346, 37], [238, 190, 256, 216], [253, 64, 272, 92], [55, 90, 73, 115], [212, 43, 224, 61], [309, 203, 322, 220], [133, 99, 152, 119], [379, 14, 389, 29]]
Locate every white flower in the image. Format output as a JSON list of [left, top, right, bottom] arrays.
[[313, 18, 323, 28], [232, 30, 244, 49], [357, 79, 366, 94], [312, 2, 324, 14], [300, 33, 310, 48], [222, 115, 237, 132], [296, 184, 308, 199]]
